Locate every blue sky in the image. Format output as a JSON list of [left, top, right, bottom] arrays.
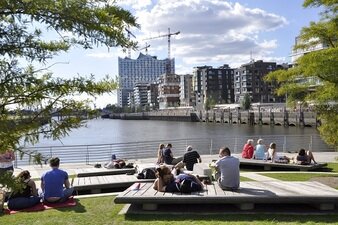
[[45, 0, 322, 107]]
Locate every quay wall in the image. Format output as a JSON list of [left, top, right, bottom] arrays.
[[108, 109, 319, 127]]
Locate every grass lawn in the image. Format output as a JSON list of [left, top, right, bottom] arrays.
[[1, 196, 338, 225], [259, 172, 338, 181], [326, 163, 338, 172], [258, 163, 338, 183], [240, 176, 254, 181]]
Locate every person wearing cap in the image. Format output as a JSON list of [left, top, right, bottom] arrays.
[[182, 145, 201, 171], [40, 157, 74, 203]]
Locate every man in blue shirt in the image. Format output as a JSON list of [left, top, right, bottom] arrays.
[[40, 157, 74, 203]]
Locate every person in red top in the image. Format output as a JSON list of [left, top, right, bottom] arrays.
[[241, 139, 254, 159]]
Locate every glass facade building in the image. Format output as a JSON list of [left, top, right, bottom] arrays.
[[117, 53, 174, 107]]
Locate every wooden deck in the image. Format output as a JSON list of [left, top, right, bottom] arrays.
[[114, 181, 338, 211], [72, 174, 154, 194], [240, 159, 327, 171], [75, 167, 136, 177]]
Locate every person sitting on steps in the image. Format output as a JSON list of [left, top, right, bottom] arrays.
[[296, 148, 317, 165]]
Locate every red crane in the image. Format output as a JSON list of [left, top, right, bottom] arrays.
[[144, 28, 180, 74]]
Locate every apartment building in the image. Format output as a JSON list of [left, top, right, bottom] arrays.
[[234, 60, 285, 104]]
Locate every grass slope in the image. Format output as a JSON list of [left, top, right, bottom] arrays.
[[1, 196, 338, 225]]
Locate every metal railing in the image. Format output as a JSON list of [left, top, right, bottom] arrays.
[[14, 134, 334, 167]]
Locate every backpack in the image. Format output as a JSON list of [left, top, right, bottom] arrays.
[[137, 168, 156, 179], [180, 179, 201, 193]]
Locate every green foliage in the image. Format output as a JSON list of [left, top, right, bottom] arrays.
[[205, 96, 216, 111], [241, 93, 251, 110], [265, 0, 338, 149], [0, 0, 138, 190]]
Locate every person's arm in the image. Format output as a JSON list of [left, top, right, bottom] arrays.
[[187, 174, 204, 188], [271, 149, 276, 162], [153, 178, 159, 190], [64, 179, 70, 189], [28, 180, 38, 196], [40, 178, 44, 190], [157, 176, 167, 192]]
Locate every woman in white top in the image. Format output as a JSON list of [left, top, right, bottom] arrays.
[[267, 143, 290, 163], [267, 143, 277, 162], [0, 149, 15, 173]]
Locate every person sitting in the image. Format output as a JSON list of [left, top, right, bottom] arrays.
[[156, 143, 165, 164], [40, 157, 74, 203], [214, 147, 240, 191], [0, 149, 15, 174], [7, 170, 41, 211], [241, 139, 254, 159], [296, 149, 317, 165], [253, 139, 267, 160], [162, 143, 182, 165], [267, 143, 290, 163], [182, 145, 201, 171]]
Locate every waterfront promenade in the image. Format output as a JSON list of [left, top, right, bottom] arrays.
[[13, 152, 338, 181]]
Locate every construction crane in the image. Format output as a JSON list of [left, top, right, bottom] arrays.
[[125, 27, 136, 58], [144, 28, 180, 74], [138, 43, 151, 55]]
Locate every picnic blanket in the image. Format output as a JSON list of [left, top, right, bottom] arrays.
[[4, 197, 77, 214]]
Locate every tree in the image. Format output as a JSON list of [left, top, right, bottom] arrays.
[[0, 0, 139, 189], [241, 93, 251, 110], [265, 0, 338, 149], [205, 96, 216, 111]]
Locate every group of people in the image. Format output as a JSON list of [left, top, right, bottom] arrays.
[[156, 143, 202, 172], [241, 139, 317, 165], [153, 146, 240, 192], [3, 157, 74, 211]]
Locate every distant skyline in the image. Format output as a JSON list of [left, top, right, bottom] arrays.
[[44, 0, 322, 107]]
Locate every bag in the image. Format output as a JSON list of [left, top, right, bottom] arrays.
[[180, 179, 201, 193], [142, 168, 156, 179], [94, 163, 102, 168]]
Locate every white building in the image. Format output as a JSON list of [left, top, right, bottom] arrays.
[[117, 53, 174, 107]]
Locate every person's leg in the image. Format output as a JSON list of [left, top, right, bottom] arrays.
[[58, 187, 75, 203], [7, 196, 41, 210], [172, 157, 183, 165], [307, 151, 317, 164]]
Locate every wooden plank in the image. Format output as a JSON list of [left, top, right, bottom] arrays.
[[205, 183, 217, 197], [115, 181, 338, 208], [240, 159, 327, 171], [76, 168, 136, 177], [213, 182, 226, 196]]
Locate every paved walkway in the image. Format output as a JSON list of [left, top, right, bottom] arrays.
[[13, 152, 338, 182]]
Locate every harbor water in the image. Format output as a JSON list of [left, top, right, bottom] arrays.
[[15, 118, 335, 166]]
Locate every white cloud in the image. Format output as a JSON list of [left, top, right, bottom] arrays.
[[117, 0, 152, 10], [86, 52, 116, 59], [125, 0, 289, 73]]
